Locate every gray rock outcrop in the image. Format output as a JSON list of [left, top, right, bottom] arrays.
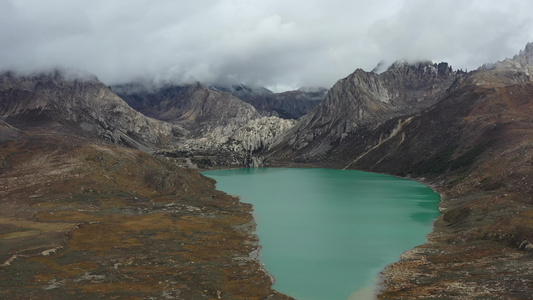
[[114, 81, 295, 166], [271, 61, 461, 160], [0, 70, 177, 150]]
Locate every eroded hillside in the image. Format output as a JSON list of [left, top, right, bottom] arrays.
[[0, 130, 291, 299]]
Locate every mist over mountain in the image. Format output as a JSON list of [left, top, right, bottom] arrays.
[[2, 1, 532, 92], [0, 70, 177, 150], [1, 36, 533, 299]]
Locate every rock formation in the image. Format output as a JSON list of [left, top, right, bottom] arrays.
[[211, 84, 327, 119], [114, 81, 295, 167], [269, 61, 461, 162], [0, 70, 178, 151]]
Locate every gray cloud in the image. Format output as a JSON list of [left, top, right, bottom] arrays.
[[1, 0, 532, 91]]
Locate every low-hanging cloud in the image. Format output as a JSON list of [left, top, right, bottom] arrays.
[[1, 0, 532, 91]]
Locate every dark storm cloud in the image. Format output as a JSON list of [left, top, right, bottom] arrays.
[[1, 0, 532, 91]]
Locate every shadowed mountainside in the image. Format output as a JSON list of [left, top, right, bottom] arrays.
[[211, 84, 327, 119]]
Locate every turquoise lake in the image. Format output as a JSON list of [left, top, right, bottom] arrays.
[[202, 168, 440, 300]]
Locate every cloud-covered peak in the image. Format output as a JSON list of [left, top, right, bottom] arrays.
[[1, 1, 532, 91]]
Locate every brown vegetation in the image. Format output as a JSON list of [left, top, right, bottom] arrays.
[[0, 131, 291, 299]]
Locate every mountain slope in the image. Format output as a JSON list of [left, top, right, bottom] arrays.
[[0, 72, 292, 299], [114, 82, 295, 167], [114, 82, 260, 137], [267, 44, 533, 298], [0, 71, 178, 150], [269, 61, 460, 161], [212, 84, 327, 119]]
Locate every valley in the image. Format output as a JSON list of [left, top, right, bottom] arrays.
[[1, 43, 533, 299]]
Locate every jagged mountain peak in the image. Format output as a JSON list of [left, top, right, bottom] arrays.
[[470, 42, 533, 87], [270, 58, 461, 159], [384, 60, 455, 78], [344, 60, 456, 94], [0, 71, 176, 149], [513, 41, 533, 65]]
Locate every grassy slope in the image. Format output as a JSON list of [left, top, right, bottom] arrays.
[[0, 131, 291, 299], [268, 73, 533, 298], [373, 81, 533, 299]]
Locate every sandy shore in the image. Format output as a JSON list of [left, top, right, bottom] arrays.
[[348, 285, 377, 300]]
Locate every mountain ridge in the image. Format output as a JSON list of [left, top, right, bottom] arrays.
[[1, 43, 533, 299], [266, 43, 533, 298], [209, 84, 327, 119], [0, 70, 294, 299], [0, 70, 178, 150], [267, 60, 462, 162]]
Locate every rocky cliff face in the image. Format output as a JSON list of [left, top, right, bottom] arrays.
[[0, 71, 177, 150], [271, 61, 460, 161], [267, 44, 533, 299], [211, 84, 327, 119], [114, 81, 295, 167], [114, 82, 260, 137], [169, 116, 295, 168]]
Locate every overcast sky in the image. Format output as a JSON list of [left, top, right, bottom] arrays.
[[1, 0, 532, 91]]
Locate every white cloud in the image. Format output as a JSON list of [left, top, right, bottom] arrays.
[[1, 0, 532, 91]]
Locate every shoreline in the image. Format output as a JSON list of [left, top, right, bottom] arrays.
[[348, 285, 378, 300], [203, 165, 441, 300]]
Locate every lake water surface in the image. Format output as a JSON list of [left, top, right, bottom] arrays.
[[202, 168, 440, 300]]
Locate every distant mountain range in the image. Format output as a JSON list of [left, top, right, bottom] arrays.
[[209, 84, 327, 119], [1, 43, 533, 298]]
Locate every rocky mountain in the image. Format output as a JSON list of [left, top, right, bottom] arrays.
[[269, 61, 461, 161], [0, 70, 178, 151], [0, 73, 291, 299], [267, 44, 533, 298], [0, 73, 295, 169], [3, 40, 533, 299], [114, 82, 260, 137], [113, 82, 295, 167], [211, 84, 327, 119]]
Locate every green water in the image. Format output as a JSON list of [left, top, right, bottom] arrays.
[[202, 168, 440, 300]]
